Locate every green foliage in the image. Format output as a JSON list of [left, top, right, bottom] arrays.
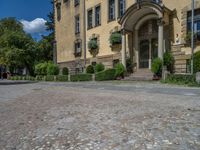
[[151, 58, 163, 76], [126, 58, 133, 73], [35, 62, 59, 76], [88, 38, 98, 50], [95, 69, 116, 81], [109, 32, 122, 45], [35, 62, 49, 75], [35, 75, 44, 81], [95, 63, 105, 73], [86, 65, 95, 74], [62, 67, 69, 75], [56, 75, 68, 82], [47, 63, 59, 75], [70, 74, 92, 82], [193, 51, 200, 73], [115, 63, 125, 78], [45, 75, 55, 81], [163, 74, 198, 86], [0, 18, 36, 75], [163, 52, 174, 73]]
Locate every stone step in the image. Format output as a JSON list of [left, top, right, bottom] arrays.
[[174, 60, 187, 65]]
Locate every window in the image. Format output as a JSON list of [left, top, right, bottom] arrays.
[[95, 5, 101, 26], [187, 9, 200, 41], [74, 42, 82, 57], [87, 9, 93, 29], [108, 0, 115, 21], [74, 0, 80, 6], [118, 0, 125, 18], [75, 15, 80, 34], [56, 3, 61, 21]]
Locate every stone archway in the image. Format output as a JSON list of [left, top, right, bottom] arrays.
[[119, 1, 171, 70]]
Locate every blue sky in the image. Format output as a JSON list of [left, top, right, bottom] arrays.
[[0, 0, 53, 40]]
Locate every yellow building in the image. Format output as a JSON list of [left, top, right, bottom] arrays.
[[54, 0, 200, 74]]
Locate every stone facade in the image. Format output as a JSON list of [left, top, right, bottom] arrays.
[[54, 0, 200, 74]]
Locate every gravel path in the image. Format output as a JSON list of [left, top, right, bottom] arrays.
[[0, 82, 200, 150]]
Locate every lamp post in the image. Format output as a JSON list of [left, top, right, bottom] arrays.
[[191, 0, 195, 74]]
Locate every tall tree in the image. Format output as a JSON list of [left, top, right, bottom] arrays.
[[0, 18, 36, 75]]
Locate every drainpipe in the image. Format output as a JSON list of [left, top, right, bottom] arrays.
[[83, 0, 87, 68], [191, 0, 194, 74]]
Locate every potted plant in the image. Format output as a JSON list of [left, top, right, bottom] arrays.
[[88, 38, 99, 57], [151, 58, 163, 80], [109, 32, 122, 51]]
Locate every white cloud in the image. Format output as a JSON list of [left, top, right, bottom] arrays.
[[20, 18, 47, 34]]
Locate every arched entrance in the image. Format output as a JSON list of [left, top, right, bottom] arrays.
[[138, 19, 158, 69], [119, 1, 171, 71]]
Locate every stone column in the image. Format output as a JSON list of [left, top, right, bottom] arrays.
[[121, 29, 126, 69], [134, 29, 139, 70], [149, 38, 152, 69], [158, 19, 164, 59]]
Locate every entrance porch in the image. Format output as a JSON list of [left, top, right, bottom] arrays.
[[119, 1, 171, 73]]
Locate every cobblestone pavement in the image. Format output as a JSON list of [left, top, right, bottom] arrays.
[[0, 82, 200, 150]]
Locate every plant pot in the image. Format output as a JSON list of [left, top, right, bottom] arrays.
[[89, 48, 99, 57], [111, 44, 122, 51]]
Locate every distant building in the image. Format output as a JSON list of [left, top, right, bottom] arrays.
[[54, 0, 200, 74]]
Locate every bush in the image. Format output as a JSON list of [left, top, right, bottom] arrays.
[[109, 32, 122, 45], [163, 52, 174, 73], [47, 63, 59, 75], [35, 75, 44, 81], [35, 62, 48, 75], [62, 67, 69, 75], [95, 63, 105, 73], [163, 74, 197, 86], [70, 74, 92, 82], [115, 63, 126, 78], [193, 51, 200, 73], [56, 75, 68, 82], [151, 58, 163, 77], [45, 75, 55, 81], [95, 69, 116, 81], [86, 65, 95, 74]]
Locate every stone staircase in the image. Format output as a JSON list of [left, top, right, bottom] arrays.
[[124, 69, 153, 81], [171, 44, 190, 74]]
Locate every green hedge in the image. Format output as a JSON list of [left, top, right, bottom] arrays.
[[35, 75, 44, 81], [70, 74, 92, 82], [95, 69, 116, 81], [45, 75, 55, 81], [56, 75, 68, 82], [163, 74, 198, 86]]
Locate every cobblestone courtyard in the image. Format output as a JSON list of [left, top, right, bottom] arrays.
[[0, 82, 200, 150]]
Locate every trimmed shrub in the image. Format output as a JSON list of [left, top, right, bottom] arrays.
[[115, 63, 126, 78], [193, 51, 200, 73], [86, 65, 95, 74], [164, 74, 197, 86], [70, 74, 92, 82], [45, 75, 55, 81], [62, 67, 69, 75], [163, 52, 174, 73], [56, 75, 68, 82], [95, 63, 105, 73], [36, 75, 44, 81], [151, 58, 163, 77], [47, 63, 59, 75], [95, 69, 116, 81]]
